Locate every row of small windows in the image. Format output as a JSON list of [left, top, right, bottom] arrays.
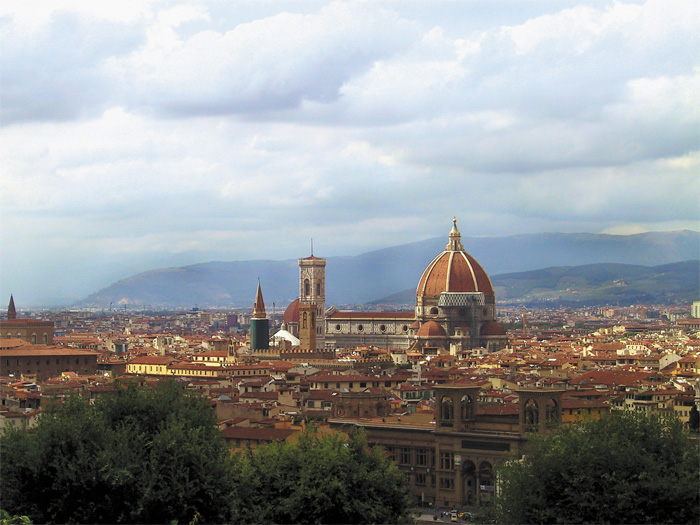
[[334, 324, 410, 333], [317, 380, 394, 389], [383, 446, 493, 478], [428, 307, 489, 316], [4, 333, 49, 343], [5, 358, 89, 366]]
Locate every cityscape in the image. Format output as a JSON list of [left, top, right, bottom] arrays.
[[1, 0, 699, 524], [2, 219, 699, 522]]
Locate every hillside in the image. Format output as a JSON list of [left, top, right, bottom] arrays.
[[77, 230, 699, 308], [373, 261, 700, 307]]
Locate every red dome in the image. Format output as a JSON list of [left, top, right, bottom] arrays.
[[282, 298, 300, 324], [416, 219, 494, 298], [416, 320, 447, 337]]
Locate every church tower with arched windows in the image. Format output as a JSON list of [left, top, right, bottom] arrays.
[[298, 253, 326, 350]]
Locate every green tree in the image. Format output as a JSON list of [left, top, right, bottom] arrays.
[[233, 429, 412, 524], [490, 411, 700, 524], [0, 380, 235, 524], [689, 405, 699, 431]]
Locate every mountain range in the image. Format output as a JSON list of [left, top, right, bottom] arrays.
[[78, 230, 699, 309], [375, 261, 699, 307]]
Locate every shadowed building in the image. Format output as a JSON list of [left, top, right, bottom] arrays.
[[249, 281, 269, 352], [331, 385, 564, 509], [1, 296, 54, 345]]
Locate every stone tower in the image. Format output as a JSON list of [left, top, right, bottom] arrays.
[[298, 252, 326, 350], [249, 281, 269, 351], [7, 295, 16, 320]]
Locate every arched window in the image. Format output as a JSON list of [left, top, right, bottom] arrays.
[[545, 398, 559, 425], [31, 334, 37, 344], [461, 395, 474, 421], [525, 399, 539, 426], [302, 312, 307, 329], [304, 279, 310, 296], [430, 307, 439, 315], [441, 396, 454, 421], [479, 462, 493, 489], [316, 283, 321, 296], [42, 334, 48, 344]]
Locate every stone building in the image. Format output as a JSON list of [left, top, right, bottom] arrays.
[[1, 296, 54, 345], [0, 339, 99, 381], [331, 384, 564, 509]]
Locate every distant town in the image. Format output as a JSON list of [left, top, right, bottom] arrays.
[[2, 221, 699, 511]]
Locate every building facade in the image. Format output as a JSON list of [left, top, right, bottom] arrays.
[[281, 219, 508, 353], [331, 385, 564, 509]]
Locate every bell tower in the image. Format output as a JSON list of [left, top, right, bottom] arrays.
[[299, 249, 326, 350], [250, 280, 269, 351]]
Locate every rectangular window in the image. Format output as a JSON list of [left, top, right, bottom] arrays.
[[360, 382, 366, 388], [439, 477, 455, 490], [440, 451, 454, 470], [415, 473, 426, 485], [400, 447, 411, 465], [416, 448, 428, 466]]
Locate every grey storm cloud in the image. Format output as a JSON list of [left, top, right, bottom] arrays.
[[0, 0, 698, 306]]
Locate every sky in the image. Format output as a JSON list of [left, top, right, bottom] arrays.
[[1, 0, 698, 307]]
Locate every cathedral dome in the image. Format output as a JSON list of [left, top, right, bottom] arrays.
[[416, 219, 494, 299], [282, 298, 300, 324]]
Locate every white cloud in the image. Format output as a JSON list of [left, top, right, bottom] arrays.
[[1, 0, 698, 305]]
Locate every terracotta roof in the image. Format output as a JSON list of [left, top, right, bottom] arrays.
[[282, 298, 300, 324], [417, 320, 447, 338], [481, 320, 506, 336], [0, 345, 98, 357], [128, 356, 176, 365]]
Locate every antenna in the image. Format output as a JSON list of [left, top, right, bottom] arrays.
[[311, 238, 314, 256]]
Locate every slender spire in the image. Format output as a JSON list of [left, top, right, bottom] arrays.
[[311, 238, 314, 257], [252, 280, 267, 319], [7, 294, 16, 320], [445, 217, 464, 251]]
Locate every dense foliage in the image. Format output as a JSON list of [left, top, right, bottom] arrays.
[[1, 382, 411, 524], [1, 381, 235, 524], [491, 411, 700, 524], [233, 429, 412, 524]]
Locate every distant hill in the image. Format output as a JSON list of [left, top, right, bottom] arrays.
[[77, 230, 700, 309], [375, 261, 700, 307]]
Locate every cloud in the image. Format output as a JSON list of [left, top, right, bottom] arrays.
[[0, 10, 144, 124], [104, 1, 418, 117], [1, 0, 698, 306]]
